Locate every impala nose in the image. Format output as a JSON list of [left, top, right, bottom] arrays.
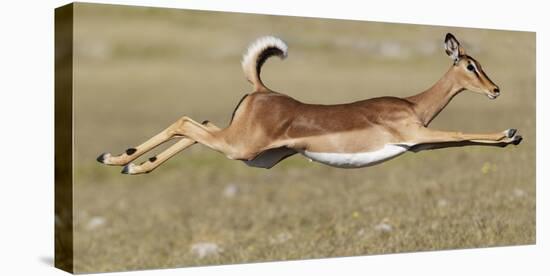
[[492, 87, 500, 98], [487, 86, 500, 99]]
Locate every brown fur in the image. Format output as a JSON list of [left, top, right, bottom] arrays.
[[98, 33, 521, 174]]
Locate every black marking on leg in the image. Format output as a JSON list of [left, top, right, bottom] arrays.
[[96, 153, 107, 163], [202, 120, 210, 125], [149, 156, 157, 162], [126, 148, 137, 155]]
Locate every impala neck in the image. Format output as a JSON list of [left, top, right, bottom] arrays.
[[407, 67, 464, 126]]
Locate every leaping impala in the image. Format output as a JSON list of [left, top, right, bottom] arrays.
[[97, 33, 522, 174]]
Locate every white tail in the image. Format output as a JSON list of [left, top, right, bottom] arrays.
[[241, 36, 288, 91]]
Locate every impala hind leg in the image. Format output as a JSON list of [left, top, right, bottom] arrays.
[[97, 118, 218, 166], [168, 116, 239, 158], [409, 127, 522, 151], [122, 121, 221, 174]]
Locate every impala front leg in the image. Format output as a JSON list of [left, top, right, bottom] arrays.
[[409, 127, 522, 151]]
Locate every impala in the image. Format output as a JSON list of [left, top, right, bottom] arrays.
[[97, 33, 522, 174]]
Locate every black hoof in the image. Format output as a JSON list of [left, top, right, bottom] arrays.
[[121, 165, 130, 174], [149, 156, 157, 162], [507, 128, 517, 138], [512, 135, 523, 145], [96, 153, 108, 163]]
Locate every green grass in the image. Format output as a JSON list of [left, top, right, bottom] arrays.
[[70, 3, 535, 273]]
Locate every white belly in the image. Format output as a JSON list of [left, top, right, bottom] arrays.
[[301, 143, 413, 168]]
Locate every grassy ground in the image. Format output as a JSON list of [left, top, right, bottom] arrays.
[[70, 3, 535, 273]]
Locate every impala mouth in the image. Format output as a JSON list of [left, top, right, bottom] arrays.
[[487, 92, 500, 100]]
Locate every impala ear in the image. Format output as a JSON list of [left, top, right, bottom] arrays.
[[444, 33, 466, 64]]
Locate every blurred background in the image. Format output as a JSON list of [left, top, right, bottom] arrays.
[[71, 3, 535, 273]]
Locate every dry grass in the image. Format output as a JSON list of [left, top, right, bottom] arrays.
[[70, 3, 535, 273]]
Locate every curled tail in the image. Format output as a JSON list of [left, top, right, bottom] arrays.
[[241, 36, 288, 92]]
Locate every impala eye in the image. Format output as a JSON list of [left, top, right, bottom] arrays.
[[467, 64, 475, 71]]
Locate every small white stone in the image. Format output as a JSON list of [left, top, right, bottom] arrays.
[[269, 232, 293, 244], [223, 184, 239, 198], [190, 242, 222, 259], [374, 223, 393, 233], [437, 199, 449, 207], [86, 216, 106, 230]]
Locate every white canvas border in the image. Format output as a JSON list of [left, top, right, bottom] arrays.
[[0, 0, 545, 275]]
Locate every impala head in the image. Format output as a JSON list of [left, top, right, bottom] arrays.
[[444, 33, 500, 99]]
